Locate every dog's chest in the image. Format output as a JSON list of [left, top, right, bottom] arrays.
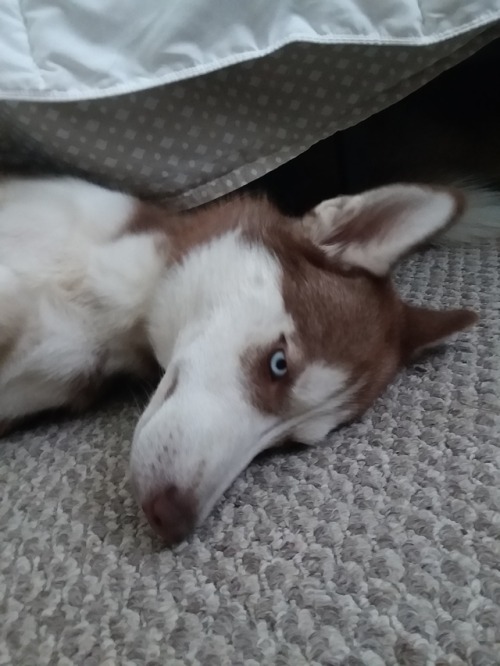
[[0, 229, 165, 420]]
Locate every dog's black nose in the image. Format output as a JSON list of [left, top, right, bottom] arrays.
[[142, 485, 197, 546]]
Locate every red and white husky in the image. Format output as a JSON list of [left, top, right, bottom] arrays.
[[0, 176, 497, 544]]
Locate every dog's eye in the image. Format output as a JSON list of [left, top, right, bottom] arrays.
[[269, 350, 287, 379]]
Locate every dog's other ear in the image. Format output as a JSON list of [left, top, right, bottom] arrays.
[[300, 184, 462, 275], [401, 304, 478, 360]]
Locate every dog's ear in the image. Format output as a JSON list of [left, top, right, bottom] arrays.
[[300, 184, 462, 275], [401, 305, 478, 359]]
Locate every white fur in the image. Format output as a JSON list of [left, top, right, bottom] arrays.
[[342, 188, 457, 274], [131, 243, 351, 523], [0, 178, 162, 418], [1, 175, 497, 539], [290, 364, 350, 442], [442, 186, 500, 242], [146, 231, 293, 368], [0, 177, 353, 527], [0, 266, 26, 342], [0, 176, 135, 244], [307, 185, 459, 275], [131, 234, 294, 518]]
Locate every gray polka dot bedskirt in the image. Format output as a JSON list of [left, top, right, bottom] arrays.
[[1, 2, 499, 208]]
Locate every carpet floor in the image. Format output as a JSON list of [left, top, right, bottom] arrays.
[[1, 243, 499, 666]]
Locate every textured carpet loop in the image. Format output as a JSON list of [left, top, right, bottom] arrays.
[[1, 244, 500, 665]]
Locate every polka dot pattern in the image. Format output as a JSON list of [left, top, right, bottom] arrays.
[[0, 25, 499, 208]]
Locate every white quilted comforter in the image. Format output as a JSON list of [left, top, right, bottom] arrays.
[[0, 1, 499, 205], [1, 0, 500, 101]]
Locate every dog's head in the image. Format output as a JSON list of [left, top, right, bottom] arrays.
[[130, 184, 476, 545]]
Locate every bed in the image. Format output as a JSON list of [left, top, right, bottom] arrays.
[[1, 3, 500, 665]]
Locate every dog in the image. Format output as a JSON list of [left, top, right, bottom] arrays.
[[1, 174, 499, 545]]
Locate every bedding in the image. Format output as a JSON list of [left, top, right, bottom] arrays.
[[1, 1, 500, 207]]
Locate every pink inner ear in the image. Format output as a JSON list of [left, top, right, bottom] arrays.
[[306, 185, 462, 276], [402, 305, 478, 359], [324, 200, 407, 248], [322, 186, 463, 250]]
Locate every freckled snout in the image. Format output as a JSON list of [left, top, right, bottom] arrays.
[[142, 485, 197, 546]]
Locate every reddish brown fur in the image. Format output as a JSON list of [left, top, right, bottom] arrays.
[[244, 335, 297, 415], [130, 192, 475, 428], [401, 306, 478, 359], [236, 197, 476, 421], [244, 219, 403, 417], [128, 198, 275, 263]]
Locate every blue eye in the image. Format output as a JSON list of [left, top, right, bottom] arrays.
[[269, 349, 288, 379]]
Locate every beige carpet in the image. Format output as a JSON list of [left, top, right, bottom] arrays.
[[1, 243, 499, 666]]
